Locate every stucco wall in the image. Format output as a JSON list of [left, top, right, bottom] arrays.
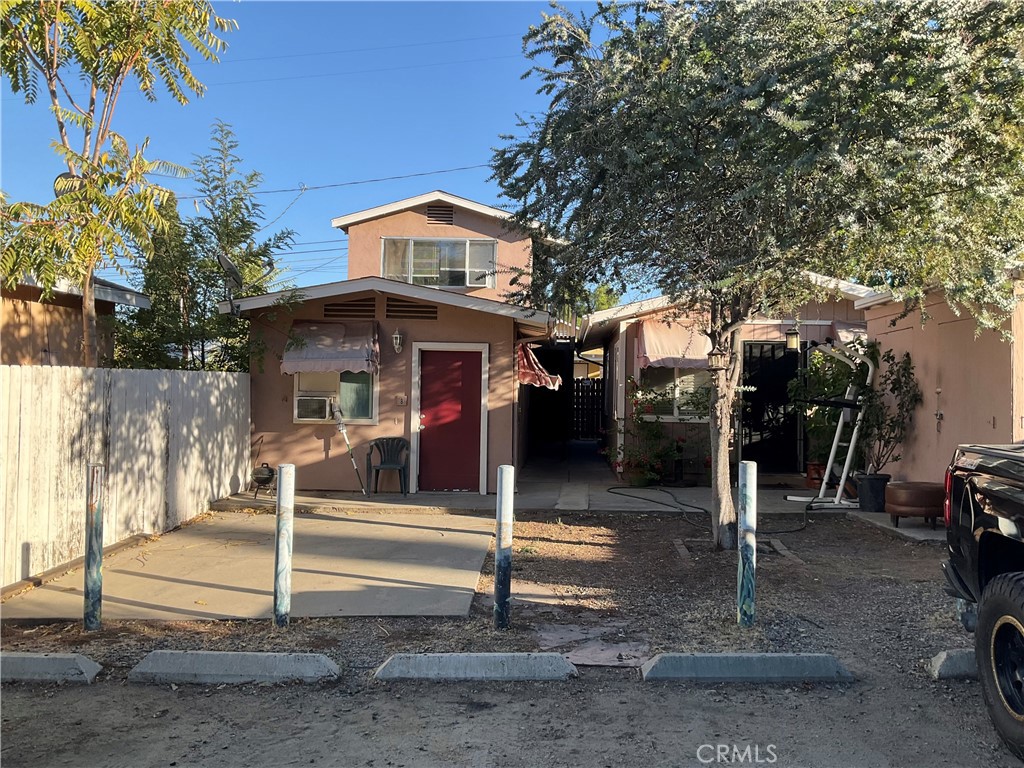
[[1, 285, 115, 366], [865, 292, 1015, 483], [248, 290, 517, 493], [344, 206, 532, 303]]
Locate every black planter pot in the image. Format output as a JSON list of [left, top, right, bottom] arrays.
[[857, 474, 892, 513]]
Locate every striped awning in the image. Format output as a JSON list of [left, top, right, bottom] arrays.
[[517, 344, 562, 390], [637, 319, 712, 368], [281, 321, 379, 374]]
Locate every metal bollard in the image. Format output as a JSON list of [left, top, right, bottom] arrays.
[[274, 464, 295, 628], [83, 464, 104, 631], [493, 465, 514, 630], [737, 460, 757, 627]]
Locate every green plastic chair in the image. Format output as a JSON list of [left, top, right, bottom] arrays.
[[366, 437, 410, 495]]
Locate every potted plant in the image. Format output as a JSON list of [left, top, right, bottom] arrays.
[[612, 378, 673, 486], [855, 346, 923, 513]]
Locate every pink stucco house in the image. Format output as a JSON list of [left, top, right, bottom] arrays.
[[222, 191, 558, 494], [856, 283, 1024, 483]]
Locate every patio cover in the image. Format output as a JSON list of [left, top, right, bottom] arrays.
[[637, 319, 712, 368], [517, 343, 562, 390], [281, 321, 379, 374]]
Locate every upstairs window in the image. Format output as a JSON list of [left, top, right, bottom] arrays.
[[382, 238, 496, 288]]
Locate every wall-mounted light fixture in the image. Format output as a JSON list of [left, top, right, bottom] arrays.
[[707, 348, 729, 371], [785, 326, 801, 352], [392, 329, 404, 354]]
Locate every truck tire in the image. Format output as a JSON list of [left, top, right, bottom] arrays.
[[976, 572, 1024, 760]]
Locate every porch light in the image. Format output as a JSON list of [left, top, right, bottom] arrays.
[[707, 348, 729, 371], [785, 326, 801, 352], [392, 329, 404, 354]]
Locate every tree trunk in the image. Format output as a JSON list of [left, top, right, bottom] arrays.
[[709, 365, 737, 550], [81, 269, 98, 367]]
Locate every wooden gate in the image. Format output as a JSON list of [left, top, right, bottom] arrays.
[[573, 378, 605, 439]]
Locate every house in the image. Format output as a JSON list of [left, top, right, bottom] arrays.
[[579, 276, 871, 479], [221, 191, 560, 494], [855, 284, 1024, 483], [1, 277, 150, 366]]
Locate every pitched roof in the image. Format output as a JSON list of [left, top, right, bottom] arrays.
[[330, 190, 516, 232], [16, 275, 151, 309], [215, 276, 551, 332]]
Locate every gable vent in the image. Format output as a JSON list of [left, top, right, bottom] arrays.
[[386, 297, 438, 320], [324, 297, 376, 320], [425, 204, 455, 225]]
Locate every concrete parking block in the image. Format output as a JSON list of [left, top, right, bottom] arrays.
[[1, 652, 102, 684], [929, 649, 977, 680], [128, 650, 339, 685], [641, 653, 853, 683], [375, 652, 578, 681]]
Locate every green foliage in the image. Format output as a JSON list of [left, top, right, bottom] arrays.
[[787, 345, 865, 464], [0, 0, 235, 365], [113, 122, 294, 372], [859, 348, 923, 474], [612, 377, 675, 481]]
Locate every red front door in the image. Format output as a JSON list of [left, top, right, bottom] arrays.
[[418, 350, 482, 492]]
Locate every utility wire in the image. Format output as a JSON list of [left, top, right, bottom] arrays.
[[176, 164, 490, 200]]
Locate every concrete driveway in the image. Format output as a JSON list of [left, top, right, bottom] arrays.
[[0, 511, 493, 620]]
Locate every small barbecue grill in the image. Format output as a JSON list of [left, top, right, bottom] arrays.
[[251, 463, 276, 498]]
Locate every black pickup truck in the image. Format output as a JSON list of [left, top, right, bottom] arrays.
[[943, 444, 1024, 759]]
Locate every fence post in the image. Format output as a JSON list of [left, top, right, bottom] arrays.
[[274, 464, 295, 628], [494, 464, 515, 630], [83, 464, 104, 631], [737, 460, 757, 628]]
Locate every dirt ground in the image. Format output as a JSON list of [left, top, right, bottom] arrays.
[[2, 512, 1018, 767]]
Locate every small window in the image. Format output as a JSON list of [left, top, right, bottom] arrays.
[[294, 370, 377, 424], [638, 367, 711, 421]]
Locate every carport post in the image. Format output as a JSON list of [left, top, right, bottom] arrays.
[[274, 464, 295, 628], [83, 464, 104, 631], [494, 464, 514, 630], [737, 460, 757, 628]]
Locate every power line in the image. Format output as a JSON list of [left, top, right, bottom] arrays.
[[206, 54, 521, 88], [221, 33, 520, 64], [176, 164, 490, 200]]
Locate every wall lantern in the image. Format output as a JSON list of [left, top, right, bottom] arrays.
[[785, 326, 801, 352], [392, 329, 404, 354], [707, 348, 729, 371]]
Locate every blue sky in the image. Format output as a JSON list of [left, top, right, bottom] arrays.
[[1, 1, 592, 289]]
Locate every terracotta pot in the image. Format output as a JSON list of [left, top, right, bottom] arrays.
[[806, 462, 826, 489]]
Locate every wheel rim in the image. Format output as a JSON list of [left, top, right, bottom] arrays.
[[991, 614, 1024, 722]]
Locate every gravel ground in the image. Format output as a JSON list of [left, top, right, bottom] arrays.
[[2, 511, 1016, 767]]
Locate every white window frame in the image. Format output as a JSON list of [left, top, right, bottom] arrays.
[[380, 237, 497, 289], [292, 370, 380, 426], [638, 366, 711, 423]]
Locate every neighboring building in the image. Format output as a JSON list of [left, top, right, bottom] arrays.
[[856, 284, 1024, 483], [580, 277, 871, 478], [1, 277, 150, 366], [223, 191, 559, 494]]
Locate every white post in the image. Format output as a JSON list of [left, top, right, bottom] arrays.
[[494, 464, 514, 629], [737, 460, 757, 627], [274, 464, 295, 628]]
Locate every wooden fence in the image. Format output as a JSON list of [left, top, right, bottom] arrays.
[[573, 377, 605, 440], [1, 366, 250, 588]]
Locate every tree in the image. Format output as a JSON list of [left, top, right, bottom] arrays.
[[1, 0, 235, 366], [493, 1, 1024, 548], [114, 122, 293, 371]]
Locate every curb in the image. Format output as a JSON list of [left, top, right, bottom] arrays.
[[929, 649, 977, 680], [375, 652, 578, 681], [640, 653, 853, 683], [1, 652, 102, 684], [128, 650, 339, 685]]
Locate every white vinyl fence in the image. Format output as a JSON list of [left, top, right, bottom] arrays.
[[1, 366, 251, 588]]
